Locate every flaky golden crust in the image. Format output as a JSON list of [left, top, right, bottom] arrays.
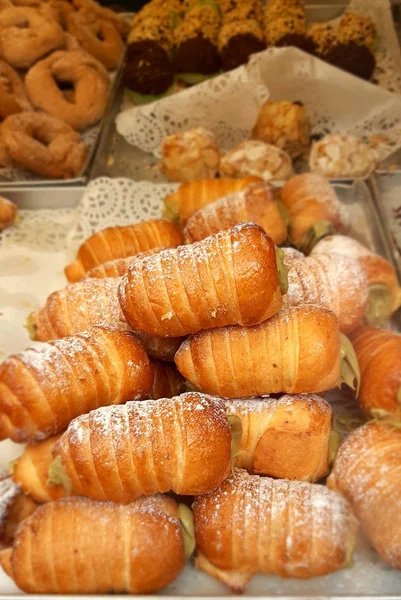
[[175, 306, 340, 397], [65, 219, 183, 282], [149, 360, 186, 399], [119, 223, 282, 337], [183, 181, 287, 245], [226, 395, 332, 482], [12, 434, 67, 503], [55, 393, 232, 502], [0, 60, 32, 119], [84, 248, 163, 279], [350, 327, 401, 419], [3, 495, 185, 593], [0, 326, 153, 442], [328, 422, 401, 569], [0, 196, 17, 230], [193, 470, 358, 590]]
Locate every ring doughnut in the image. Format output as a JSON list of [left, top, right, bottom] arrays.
[[0, 60, 32, 119], [72, 0, 130, 37], [0, 7, 65, 70], [1, 112, 88, 179], [64, 32, 81, 50], [25, 50, 110, 131], [66, 9, 124, 70]]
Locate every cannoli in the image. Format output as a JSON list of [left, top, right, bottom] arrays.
[[349, 326, 401, 420], [0, 326, 153, 442], [307, 22, 337, 56], [175, 305, 360, 397], [193, 470, 358, 591], [218, 20, 265, 71], [325, 42, 376, 81], [251, 100, 311, 158], [84, 248, 163, 279], [149, 360, 186, 399], [219, 140, 293, 181], [0, 196, 17, 230], [161, 128, 220, 182], [280, 173, 350, 251], [282, 246, 304, 267], [309, 135, 376, 179], [183, 181, 287, 244], [65, 219, 183, 282], [53, 393, 232, 502], [226, 394, 332, 482], [328, 421, 401, 569], [135, 331, 186, 362], [337, 12, 377, 52], [311, 235, 401, 325], [0, 495, 187, 593], [118, 223, 285, 337]]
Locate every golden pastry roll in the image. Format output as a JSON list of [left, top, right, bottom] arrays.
[[193, 469, 358, 591], [175, 305, 360, 397], [350, 326, 401, 420], [148, 360, 186, 399], [183, 181, 287, 245], [0, 495, 188, 594], [226, 394, 332, 482], [0, 326, 153, 442], [280, 173, 350, 251], [53, 393, 232, 502], [163, 176, 260, 224], [328, 421, 401, 569], [65, 219, 183, 282], [312, 235, 401, 326], [0, 478, 37, 549], [83, 248, 163, 279], [119, 223, 285, 337]]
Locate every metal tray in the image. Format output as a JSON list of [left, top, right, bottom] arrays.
[[0, 186, 84, 209]]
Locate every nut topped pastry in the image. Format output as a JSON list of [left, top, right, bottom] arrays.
[[218, 20, 265, 71], [309, 134, 376, 179], [308, 22, 338, 56], [161, 127, 220, 182], [338, 12, 377, 52], [220, 140, 293, 181]]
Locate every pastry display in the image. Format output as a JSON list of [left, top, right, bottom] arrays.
[[0, 326, 152, 442], [225, 395, 332, 482], [119, 223, 284, 337], [219, 140, 294, 181], [161, 128, 220, 182], [309, 134, 376, 179], [251, 100, 311, 158], [349, 326, 401, 420], [193, 470, 358, 591], [54, 393, 232, 502], [183, 181, 287, 244], [0, 196, 17, 230], [328, 421, 401, 569]]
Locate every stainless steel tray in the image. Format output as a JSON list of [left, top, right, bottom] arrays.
[[0, 186, 84, 209]]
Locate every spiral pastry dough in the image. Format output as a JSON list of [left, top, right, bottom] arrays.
[[0, 60, 32, 120], [0, 7, 65, 70], [66, 9, 124, 70], [1, 112, 88, 179], [26, 50, 110, 131]]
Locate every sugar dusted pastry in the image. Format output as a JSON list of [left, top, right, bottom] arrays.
[[161, 128, 220, 182], [193, 470, 358, 591], [328, 421, 401, 569], [226, 394, 332, 482], [220, 140, 293, 181], [0, 495, 187, 593], [280, 173, 350, 250], [309, 135, 376, 179], [251, 100, 311, 158], [350, 326, 401, 420], [119, 224, 285, 338], [175, 306, 360, 397], [282, 246, 304, 267], [0, 196, 17, 230], [338, 12, 377, 52], [307, 22, 337, 55], [84, 248, 163, 279], [183, 181, 287, 244], [0, 326, 153, 442], [286, 253, 368, 334], [53, 393, 232, 502]]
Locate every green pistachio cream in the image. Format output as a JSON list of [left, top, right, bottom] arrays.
[[275, 247, 289, 296], [178, 503, 196, 559], [297, 220, 336, 254], [25, 313, 37, 341], [47, 456, 72, 493], [228, 414, 243, 463], [339, 333, 360, 396], [365, 283, 394, 327]]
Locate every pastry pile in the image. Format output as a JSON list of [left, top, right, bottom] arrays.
[[1, 174, 401, 593], [0, 0, 127, 178]]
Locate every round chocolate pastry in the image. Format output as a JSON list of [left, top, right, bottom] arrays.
[[325, 42, 376, 81], [275, 33, 318, 56], [124, 40, 174, 95], [221, 34, 266, 71], [173, 35, 221, 74]]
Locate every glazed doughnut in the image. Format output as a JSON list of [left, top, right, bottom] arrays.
[[66, 9, 124, 70], [0, 60, 32, 120], [1, 112, 88, 179], [26, 50, 110, 131], [0, 7, 65, 70]]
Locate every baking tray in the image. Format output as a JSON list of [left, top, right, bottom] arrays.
[[0, 177, 400, 598], [0, 186, 84, 209]]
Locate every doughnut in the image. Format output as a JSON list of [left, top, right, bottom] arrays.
[[64, 32, 81, 50], [72, 0, 130, 37], [0, 7, 65, 70], [66, 9, 124, 70], [26, 50, 110, 131], [47, 0, 76, 27], [0, 60, 32, 120], [1, 112, 88, 179]]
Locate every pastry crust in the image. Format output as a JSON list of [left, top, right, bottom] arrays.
[[84, 248, 163, 279], [161, 128, 220, 182], [0, 60, 32, 119], [219, 140, 294, 182]]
